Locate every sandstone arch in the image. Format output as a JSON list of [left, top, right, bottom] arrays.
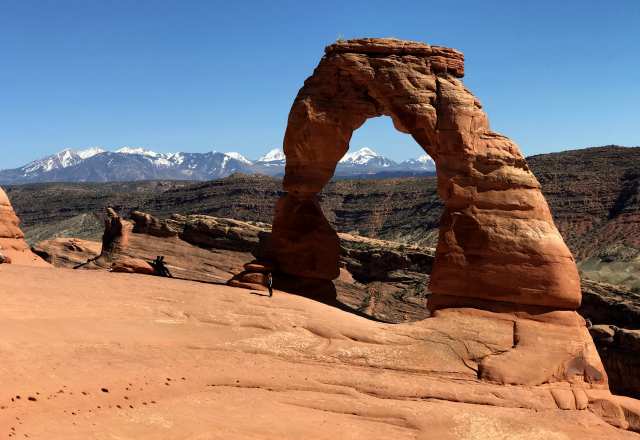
[[271, 38, 581, 309]]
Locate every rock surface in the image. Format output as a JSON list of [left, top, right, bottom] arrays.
[[271, 38, 581, 309], [1, 264, 638, 438], [130, 211, 179, 237], [590, 326, 640, 400], [102, 208, 132, 254], [0, 186, 49, 266], [110, 258, 160, 275], [31, 237, 102, 268]]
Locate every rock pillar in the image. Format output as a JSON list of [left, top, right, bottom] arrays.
[[0, 186, 50, 266]]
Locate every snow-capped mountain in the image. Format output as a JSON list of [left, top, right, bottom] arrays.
[[0, 146, 436, 184], [338, 148, 397, 168], [114, 147, 159, 157], [399, 154, 436, 171], [77, 147, 107, 159], [20, 147, 107, 175], [256, 149, 286, 165], [0, 148, 255, 184], [224, 152, 252, 165]]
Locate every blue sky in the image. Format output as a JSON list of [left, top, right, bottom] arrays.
[[1, 0, 639, 169]]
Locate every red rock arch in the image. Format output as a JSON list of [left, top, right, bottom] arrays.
[[271, 38, 581, 309]]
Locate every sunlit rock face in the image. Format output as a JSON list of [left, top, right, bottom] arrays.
[[0, 186, 50, 266], [271, 38, 581, 309]]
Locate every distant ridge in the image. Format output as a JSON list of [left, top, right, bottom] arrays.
[[0, 147, 435, 184]]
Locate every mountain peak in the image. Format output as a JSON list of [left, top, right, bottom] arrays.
[[224, 152, 252, 165], [115, 147, 159, 157], [77, 147, 106, 159], [257, 149, 285, 162], [339, 147, 395, 167], [1, 146, 439, 184]]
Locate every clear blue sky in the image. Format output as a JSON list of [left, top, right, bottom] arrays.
[[1, 0, 639, 169]]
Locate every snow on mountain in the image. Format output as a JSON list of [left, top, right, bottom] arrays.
[[22, 149, 83, 174], [115, 147, 159, 157], [225, 152, 253, 165], [77, 147, 107, 159], [257, 149, 286, 163], [399, 154, 436, 170], [1, 145, 438, 185], [164, 152, 185, 165], [338, 148, 396, 167]]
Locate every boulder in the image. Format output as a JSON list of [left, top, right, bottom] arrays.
[[243, 259, 277, 273], [227, 272, 269, 292], [241, 272, 269, 285], [110, 258, 160, 275]]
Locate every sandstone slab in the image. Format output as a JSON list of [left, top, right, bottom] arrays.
[[1, 264, 637, 438], [31, 237, 102, 268]]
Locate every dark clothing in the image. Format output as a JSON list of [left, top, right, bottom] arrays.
[[268, 273, 273, 297], [0, 253, 4, 264], [152, 257, 173, 278]]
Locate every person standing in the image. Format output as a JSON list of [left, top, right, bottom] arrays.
[[267, 272, 273, 297]]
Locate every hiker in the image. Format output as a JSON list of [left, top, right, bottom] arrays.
[[0, 246, 4, 264], [152, 256, 173, 278], [267, 272, 273, 297]]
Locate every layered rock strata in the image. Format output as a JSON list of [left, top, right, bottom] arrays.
[[129, 212, 272, 256], [0, 186, 49, 266], [271, 37, 581, 309]]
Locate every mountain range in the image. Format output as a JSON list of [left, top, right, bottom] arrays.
[[0, 147, 436, 184]]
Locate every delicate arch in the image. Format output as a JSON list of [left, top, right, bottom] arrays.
[[271, 38, 581, 309]]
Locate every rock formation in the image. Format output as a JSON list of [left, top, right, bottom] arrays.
[[271, 37, 581, 309], [590, 325, 640, 400], [264, 39, 640, 431], [110, 258, 160, 275], [31, 237, 102, 269], [4, 263, 640, 437], [227, 255, 337, 300], [101, 208, 132, 254], [130, 211, 179, 238], [0, 186, 49, 266]]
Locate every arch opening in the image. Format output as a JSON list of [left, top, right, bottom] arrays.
[[318, 114, 441, 248], [334, 115, 435, 179]]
